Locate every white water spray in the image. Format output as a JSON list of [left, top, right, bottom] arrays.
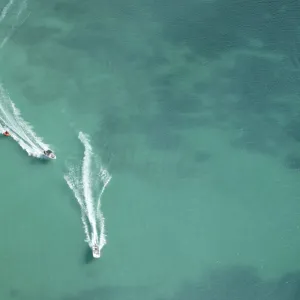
[[64, 132, 112, 258], [0, 84, 52, 158]]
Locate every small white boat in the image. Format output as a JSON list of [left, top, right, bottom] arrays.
[[92, 244, 100, 258], [41, 149, 56, 160]]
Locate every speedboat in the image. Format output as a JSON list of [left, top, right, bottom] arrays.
[[42, 149, 56, 160], [92, 244, 100, 258]]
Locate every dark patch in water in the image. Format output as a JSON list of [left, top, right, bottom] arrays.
[[285, 119, 300, 142], [9, 288, 20, 298], [147, 130, 182, 151], [193, 150, 211, 163], [13, 25, 62, 45], [161, 265, 300, 300], [284, 153, 300, 171]]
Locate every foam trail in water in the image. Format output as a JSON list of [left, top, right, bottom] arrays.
[[0, 0, 29, 49], [96, 167, 111, 250], [64, 132, 112, 258], [0, 0, 14, 23], [65, 165, 91, 243], [16, 0, 27, 19], [0, 84, 52, 158]]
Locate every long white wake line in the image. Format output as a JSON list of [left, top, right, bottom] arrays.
[[0, 0, 29, 49], [0, 2, 46, 157], [0, 85, 41, 153], [64, 167, 91, 243], [64, 131, 112, 257], [96, 168, 111, 249], [79, 132, 97, 243], [0, 0, 14, 23], [16, 0, 27, 19], [0, 84, 52, 157], [0, 89, 40, 152], [0, 87, 36, 154], [11, 101, 48, 150]]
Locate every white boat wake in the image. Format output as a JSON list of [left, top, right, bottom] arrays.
[[0, 0, 29, 49], [64, 131, 112, 258], [0, 84, 53, 158]]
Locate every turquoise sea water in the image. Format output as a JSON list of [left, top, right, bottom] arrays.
[[0, 0, 300, 299]]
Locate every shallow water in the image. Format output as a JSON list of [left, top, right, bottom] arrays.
[[0, 0, 300, 299]]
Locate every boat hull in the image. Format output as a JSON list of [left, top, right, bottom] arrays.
[[40, 154, 56, 160]]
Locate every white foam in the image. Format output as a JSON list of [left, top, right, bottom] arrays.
[[79, 132, 97, 243], [65, 166, 91, 243], [64, 131, 112, 258], [0, 84, 52, 158]]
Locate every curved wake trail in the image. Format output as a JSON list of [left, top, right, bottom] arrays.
[[0, 0, 29, 49], [64, 132, 112, 258], [0, 84, 51, 157], [0, 0, 14, 23]]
